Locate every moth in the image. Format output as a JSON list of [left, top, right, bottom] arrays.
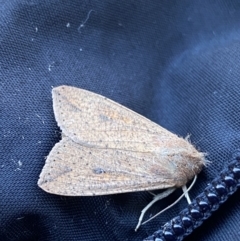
[[38, 85, 205, 229]]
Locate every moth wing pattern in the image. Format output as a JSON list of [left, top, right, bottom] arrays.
[[38, 136, 176, 196], [52, 85, 190, 153]]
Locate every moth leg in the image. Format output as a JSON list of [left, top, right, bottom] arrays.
[[138, 175, 198, 230], [182, 175, 198, 205], [147, 191, 157, 196], [135, 188, 176, 231], [182, 185, 191, 204]]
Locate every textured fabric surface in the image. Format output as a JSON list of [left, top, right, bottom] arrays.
[[1, 1, 240, 241]]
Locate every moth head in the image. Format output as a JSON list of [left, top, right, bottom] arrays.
[[174, 148, 206, 187]]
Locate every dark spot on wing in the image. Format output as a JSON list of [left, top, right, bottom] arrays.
[[93, 167, 105, 174]]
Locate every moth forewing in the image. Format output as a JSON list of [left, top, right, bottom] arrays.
[[38, 136, 178, 196]]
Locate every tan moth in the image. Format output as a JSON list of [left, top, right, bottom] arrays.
[[38, 85, 205, 230]]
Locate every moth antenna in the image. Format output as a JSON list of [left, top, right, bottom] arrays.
[[139, 175, 197, 229], [135, 188, 176, 231]]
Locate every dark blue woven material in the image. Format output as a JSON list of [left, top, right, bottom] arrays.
[[1, 1, 240, 241]]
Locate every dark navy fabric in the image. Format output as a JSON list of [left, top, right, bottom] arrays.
[[1, 1, 240, 241]]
